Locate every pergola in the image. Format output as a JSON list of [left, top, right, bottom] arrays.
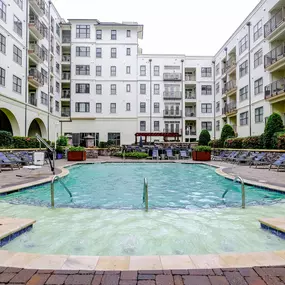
[[134, 132, 181, 144]]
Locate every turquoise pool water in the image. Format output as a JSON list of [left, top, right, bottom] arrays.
[[1, 163, 284, 209]]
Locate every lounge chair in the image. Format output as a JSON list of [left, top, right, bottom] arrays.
[[249, 152, 267, 168], [166, 149, 175, 159], [212, 151, 227, 161], [0, 152, 19, 172], [269, 154, 285, 171], [152, 149, 159, 160], [180, 150, 189, 159], [17, 152, 33, 164], [5, 152, 25, 166], [227, 151, 240, 163], [223, 151, 238, 162], [234, 152, 256, 165]]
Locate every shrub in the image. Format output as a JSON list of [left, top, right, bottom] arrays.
[[0, 131, 13, 147], [198, 130, 211, 146], [242, 136, 263, 149], [56, 146, 64, 154], [272, 131, 285, 149], [277, 134, 285, 149], [99, 141, 107, 148], [13, 136, 40, 148], [56, 136, 68, 147], [264, 113, 284, 149], [208, 139, 223, 148], [114, 151, 148, 159], [220, 124, 235, 146], [193, 146, 211, 152], [69, 146, 85, 151], [224, 137, 244, 149]]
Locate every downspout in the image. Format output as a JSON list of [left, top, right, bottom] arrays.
[[247, 21, 252, 136], [24, 0, 29, 136], [212, 60, 216, 139], [149, 59, 152, 143], [47, 1, 51, 140], [181, 59, 184, 142]]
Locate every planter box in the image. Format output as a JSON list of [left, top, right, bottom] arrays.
[[67, 151, 86, 161], [192, 151, 211, 161]]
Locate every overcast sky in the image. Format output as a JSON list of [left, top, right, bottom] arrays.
[[53, 0, 261, 56]]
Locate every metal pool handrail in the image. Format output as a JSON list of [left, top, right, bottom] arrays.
[[222, 176, 245, 209], [50, 175, 73, 208], [142, 178, 148, 212]]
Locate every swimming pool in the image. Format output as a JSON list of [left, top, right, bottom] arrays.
[[1, 163, 284, 209]]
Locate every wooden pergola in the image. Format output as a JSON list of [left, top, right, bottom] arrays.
[[134, 132, 181, 144]]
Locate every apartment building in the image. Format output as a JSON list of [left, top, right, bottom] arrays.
[[1, 0, 285, 145]]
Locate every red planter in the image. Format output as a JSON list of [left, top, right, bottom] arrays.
[[192, 151, 211, 161], [67, 151, 86, 161]]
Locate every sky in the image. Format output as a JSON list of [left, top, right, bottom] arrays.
[[53, 0, 261, 56]]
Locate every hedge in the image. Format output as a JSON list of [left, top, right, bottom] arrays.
[[224, 138, 244, 149], [114, 152, 148, 159], [0, 131, 13, 147], [198, 130, 211, 146], [242, 136, 263, 149], [221, 124, 235, 144], [209, 139, 223, 148], [277, 134, 285, 149], [0, 136, 53, 149], [264, 113, 284, 149]]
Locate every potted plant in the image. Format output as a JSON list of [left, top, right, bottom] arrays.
[[67, 146, 86, 161], [192, 146, 211, 161], [56, 146, 64, 159]]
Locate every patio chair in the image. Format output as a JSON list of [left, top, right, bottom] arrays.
[[16, 152, 33, 164], [212, 151, 227, 161], [269, 154, 285, 171], [235, 152, 256, 165], [166, 149, 175, 159], [0, 152, 19, 172], [227, 151, 241, 163], [5, 152, 25, 166], [152, 149, 159, 160], [180, 150, 189, 159], [223, 151, 238, 162], [249, 152, 267, 168]]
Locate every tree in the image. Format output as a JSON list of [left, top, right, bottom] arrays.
[[198, 129, 211, 146], [220, 124, 235, 146], [264, 113, 284, 149]]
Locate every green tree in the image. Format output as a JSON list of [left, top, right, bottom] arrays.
[[0, 131, 13, 147], [198, 129, 211, 146], [220, 124, 235, 146], [264, 113, 284, 149]]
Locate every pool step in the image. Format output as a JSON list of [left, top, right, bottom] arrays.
[[0, 217, 36, 247], [259, 217, 285, 239]]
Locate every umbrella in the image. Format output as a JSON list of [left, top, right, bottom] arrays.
[[139, 136, 143, 147]]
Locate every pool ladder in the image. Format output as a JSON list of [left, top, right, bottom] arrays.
[[222, 176, 245, 209], [50, 175, 73, 208], [142, 178, 148, 212]]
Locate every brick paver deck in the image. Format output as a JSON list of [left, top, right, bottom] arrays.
[[1, 267, 285, 284]]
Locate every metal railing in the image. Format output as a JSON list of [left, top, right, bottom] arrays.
[[185, 111, 196, 117], [226, 57, 236, 72], [163, 73, 182, 81], [142, 178, 148, 212], [62, 37, 71, 43], [62, 72, 71, 80], [29, 68, 44, 85], [185, 130, 196, 136], [50, 85, 54, 94], [225, 102, 237, 113], [62, 90, 71, 98], [61, 108, 71, 117], [62, 55, 71, 62], [163, 110, 182, 117], [264, 8, 285, 38], [163, 128, 181, 134], [185, 91, 196, 99], [163, 91, 182, 100], [185, 75, 196, 81], [29, 14, 46, 38], [264, 43, 285, 68], [264, 78, 285, 99], [29, 43, 44, 60], [225, 80, 237, 93], [28, 95, 37, 106]]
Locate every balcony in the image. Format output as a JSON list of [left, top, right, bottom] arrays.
[[163, 73, 182, 81], [264, 43, 285, 72], [163, 91, 182, 100], [62, 55, 71, 63], [163, 110, 182, 118], [29, 15, 45, 40], [265, 78, 285, 102], [62, 72, 71, 81], [61, 108, 70, 117], [28, 94, 37, 106], [225, 80, 237, 96], [28, 43, 44, 63], [163, 128, 182, 135], [50, 85, 54, 94], [185, 75, 196, 81], [264, 8, 285, 41], [221, 66, 226, 77], [50, 106, 53, 113], [226, 57, 236, 75], [185, 111, 196, 117], [185, 91, 196, 100], [29, 0, 44, 16], [51, 66, 54, 74], [28, 68, 44, 87], [62, 37, 71, 44], [62, 89, 71, 99], [225, 102, 237, 116], [185, 130, 197, 136]]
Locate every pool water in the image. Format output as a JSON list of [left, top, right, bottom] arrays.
[[1, 163, 284, 209]]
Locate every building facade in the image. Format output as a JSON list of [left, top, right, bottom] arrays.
[[0, 0, 285, 145]]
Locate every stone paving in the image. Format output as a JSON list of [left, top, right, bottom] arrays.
[[1, 266, 285, 284]]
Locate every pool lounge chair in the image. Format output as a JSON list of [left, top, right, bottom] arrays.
[[0, 152, 19, 172], [234, 152, 256, 165], [17, 152, 33, 164], [223, 151, 238, 162], [227, 151, 240, 162], [269, 154, 285, 171], [249, 152, 267, 168], [166, 149, 175, 159], [212, 151, 227, 161], [180, 150, 189, 159], [152, 149, 159, 160], [5, 152, 25, 166]]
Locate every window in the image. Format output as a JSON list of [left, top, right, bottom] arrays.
[[41, 68, 48, 83], [140, 65, 146, 76], [239, 35, 248, 55], [14, 0, 23, 9], [254, 49, 263, 68], [55, 101, 59, 112], [96, 103, 102, 113], [140, 84, 146, 94], [108, 133, 120, 145], [239, 60, 248, 78], [0, 67, 5, 86], [126, 48, 131, 56], [96, 66, 102, 76], [41, 92, 48, 105], [201, 122, 212, 131], [216, 101, 220, 112], [13, 15, 22, 37], [96, 84, 102, 95], [201, 67, 212, 77], [75, 83, 90, 93], [51, 17, 54, 33], [13, 45, 22, 65], [75, 102, 90, 112], [253, 20, 262, 41], [154, 121, 159, 131], [154, 84, 160, 95], [126, 66, 131, 74], [201, 103, 212, 113], [140, 121, 146, 131], [110, 66, 116, 76], [216, 120, 220, 131], [0, 33, 5, 53], [56, 24, 60, 36], [110, 103, 116, 113], [56, 81, 59, 93], [254, 77, 263, 95], [13, 75, 21, 93], [126, 30, 131, 37], [215, 63, 220, 75], [240, 111, 248, 126], [110, 84, 117, 95], [126, 84, 131, 92], [76, 65, 90, 75], [239, 85, 248, 101], [216, 82, 220, 94], [56, 62, 60, 74], [140, 102, 146, 113], [56, 43, 60, 55], [96, 48, 102, 58], [111, 30, 117, 40], [96, 30, 102, 40], [111, 48, 117, 58], [154, 102, 160, 113], [76, 25, 90, 38], [154, 66, 160, 76], [126, 103, 131, 111], [0, 0, 6, 22], [255, 107, 263, 123], [76, 46, 90, 57], [201, 85, 212, 95]]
